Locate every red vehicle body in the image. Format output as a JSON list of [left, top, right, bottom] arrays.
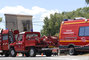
[[59, 18, 89, 55], [0, 30, 59, 57], [0, 29, 16, 56], [9, 32, 59, 57]]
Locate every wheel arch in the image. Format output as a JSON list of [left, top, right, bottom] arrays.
[[10, 46, 14, 49], [25, 46, 36, 51], [68, 44, 75, 48]]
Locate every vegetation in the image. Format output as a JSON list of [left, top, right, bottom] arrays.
[[0, 17, 2, 30], [0, 17, 2, 22], [85, 0, 89, 5], [41, 7, 89, 36]]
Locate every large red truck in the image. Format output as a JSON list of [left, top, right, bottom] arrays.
[[0, 29, 17, 56], [59, 18, 89, 55], [0, 29, 59, 57], [9, 32, 59, 57]]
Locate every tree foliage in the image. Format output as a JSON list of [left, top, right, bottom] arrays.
[[85, 0, 89, 5], [0, 17, 2, 30], [0, 17, 2, 22], [41, 7, 89, 36]]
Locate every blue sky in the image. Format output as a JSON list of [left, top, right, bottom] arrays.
[[0, 0, 87, 32]]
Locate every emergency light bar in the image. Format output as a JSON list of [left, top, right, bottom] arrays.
[[63, 17, 87, 21], [74, 17, 86, 20], [64, 19, 68, 21]]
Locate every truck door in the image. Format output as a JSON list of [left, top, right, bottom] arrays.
[[25, 33, 37, 46], [15, 34, 24, 51], [2, 34, 9, 50], [78, 26, 89, 51]]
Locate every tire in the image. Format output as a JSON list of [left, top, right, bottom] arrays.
[[22, 53, 24, 57], [25, 53, 29, 57], [68, 47, 76, 55], [29, 48, 36, 57], [1, 53, 3, 56], [45, 50, 52, 57], [10, 48, 16, 57], [5, 52, 9, 57]]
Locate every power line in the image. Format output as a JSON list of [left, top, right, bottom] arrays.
[[33, 24, 43, 26], [33, 21, 43, 23], [32, 21, 44, 24]]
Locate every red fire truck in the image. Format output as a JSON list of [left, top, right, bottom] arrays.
[[0, 29, 18, 57], [9, 32, 59, 57], [0, 29, 59, 57], [59, 18, 89, 55]]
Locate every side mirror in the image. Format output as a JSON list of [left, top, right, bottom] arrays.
[[14, 30, 19, 34]]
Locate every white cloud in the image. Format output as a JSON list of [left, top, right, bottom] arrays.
[[0, 6, 59, 20], [40, 9, 59, 20], [0, 6, 47, 15], [0, 6, 60, 32]]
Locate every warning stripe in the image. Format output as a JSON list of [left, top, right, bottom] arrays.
[[63, 21, 89, 25], [60, 40, 89, 42]]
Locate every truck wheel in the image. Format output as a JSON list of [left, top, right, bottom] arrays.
[[29, 48, 36, 57], [45, 50, 52, 57], [25, 53, 29, 57], [5, 53, 9, 57], [69, 47, 76, 55], [1, 53, 3, 56], [10, 48, 16, 57]]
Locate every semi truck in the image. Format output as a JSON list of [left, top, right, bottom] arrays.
[[0, 29, 59, 57]]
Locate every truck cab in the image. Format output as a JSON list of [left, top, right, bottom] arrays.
[[0, 29, 15, 56], [10, 32, 41, 57]]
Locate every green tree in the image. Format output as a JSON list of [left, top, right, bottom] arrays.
[[41, 17, 49, 36], [41, 7, 89, 36], [85, 0, 89, 5], [41, 13, 62, 36], [0, 17, 2, 30], [0, 17, 2, 22]]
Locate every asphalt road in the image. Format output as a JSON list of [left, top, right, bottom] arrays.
[[0, 55, 89, 60]]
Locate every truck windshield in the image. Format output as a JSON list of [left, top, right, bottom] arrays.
[[26, 34, 38, 38], [3, 34, 8, 40], [18, 34, 23, 41]]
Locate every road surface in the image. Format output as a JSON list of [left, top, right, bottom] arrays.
[[0, 55, 89, 60]]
